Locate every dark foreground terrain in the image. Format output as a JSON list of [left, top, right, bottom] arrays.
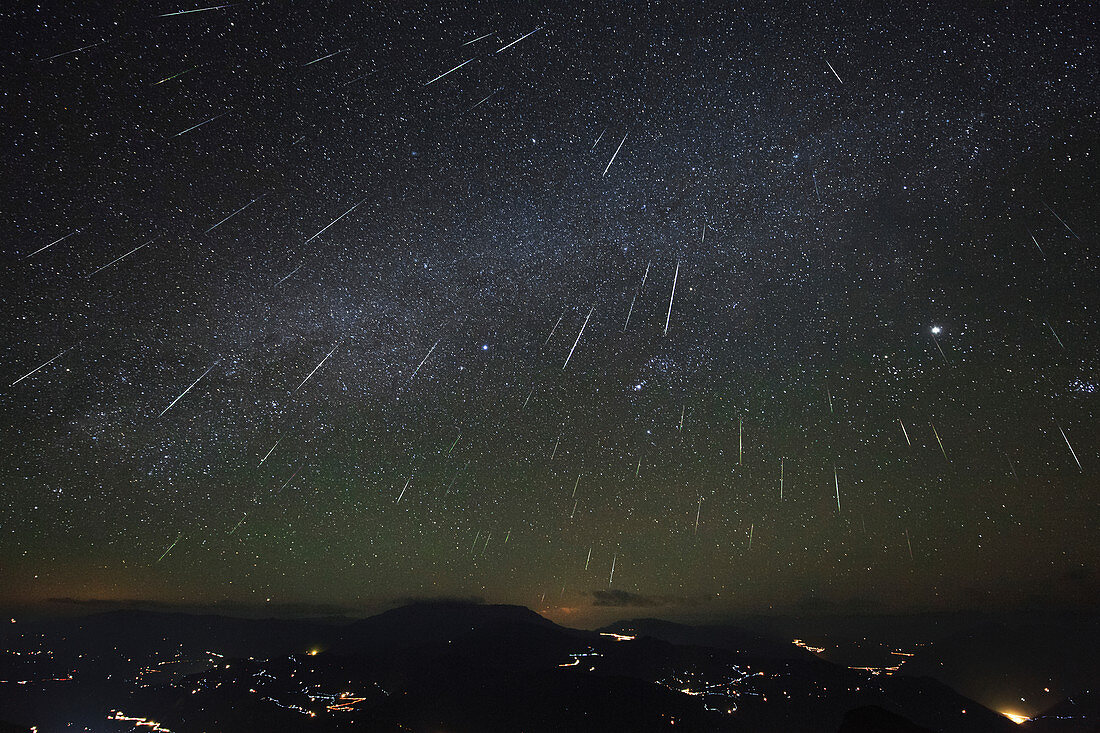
[[0, 603, 1094, 732]]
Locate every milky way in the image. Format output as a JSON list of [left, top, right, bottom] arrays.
[[2, 1, 1096, 622]]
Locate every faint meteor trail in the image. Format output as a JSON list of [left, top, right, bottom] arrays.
[[204, 196, 262, 234], [930, 328, 948, 363], [11, 346, 73, 386], [158, 4, 234, 17], [738, 416, 743, 464], [304, 48, 347, 66], [396, 476, 411, 503], [87, 236, 159, 277], [1044, 321, 1065, 349], [304, 197, 368, 244], [296, 342, 341, 391], [748, 523, 754, 550], [276, 262, 303, 285], [158, 362, 218, 418], [905, 529, 914, 560], [779, 458, 785, 499], [931, 422, 949, 462], [23, 229, 80, 259], [602, 132, 629, 176], [409, 338, 441, 380], [899, 418, 911, 446], [664, 260, 679, 335], [41, 41, 105, 61], [694, 498, 702, 535], [423, 57, 475, 85], [623, 293, 637, 330], [467, 90, 498, 111], [172, 112, 227, 137], [156, 535, 181, 563], [496, 26, 543, 53], [834, 465, 841, 512], [563, 306, 593, 369], [1057, 424, 1082, 471], [1043, 199, 1081, 240], [609, 553, 617, 586], [462, 31, 494, 46], [1026, 227, 1046, 257], [585, 547, 592, 570], [640, 260, 651, 292], [152, 65, 200, 85], [544, 308, 567, 345], [825, 58, 843, 83], [591, 127, 606, 150]]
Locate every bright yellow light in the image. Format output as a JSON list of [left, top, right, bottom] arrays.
[[1001, 711, 1029, 724]]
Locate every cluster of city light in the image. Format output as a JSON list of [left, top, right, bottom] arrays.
[[558, 648, 602, 669], [108, 710, 172, 731], [791, 639, 825, 654]]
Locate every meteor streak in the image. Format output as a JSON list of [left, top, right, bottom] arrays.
[[304, 48, 347, 66], [544, 308, 567, 345], [159, 4, 234, 17], [602, 132, 629, 176], [409, 338, 441, 380], [156, 535, 181, 563], [563, 306, 593, 369], [424, 57, 474, 86], [87, 236, 159, 277], [664, 260, 679, 335], [158, 362, 218, 418], [204, 196, 262, 234], [834, 465, 841, 512], [462, 31, 494, 46], [23, 229, 80, 259], [259, 439, 280, 465], [10, 346, 73, 386], [41, 41, 105, 61], [296, 342, 341, 391], [304, 197, 367, 244], [172, 112, 227, 137], [1058, 424, 1083, 471], [1043, 199, 1081, 240], [931, 422, 949, 462], [496, 26, 543, 54], [825, 58, 843, 83]]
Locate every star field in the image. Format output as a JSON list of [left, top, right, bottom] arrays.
[[2, 0, 1096, 623]]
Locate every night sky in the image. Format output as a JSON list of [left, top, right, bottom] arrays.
[[2, 0, 1096, 625]]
